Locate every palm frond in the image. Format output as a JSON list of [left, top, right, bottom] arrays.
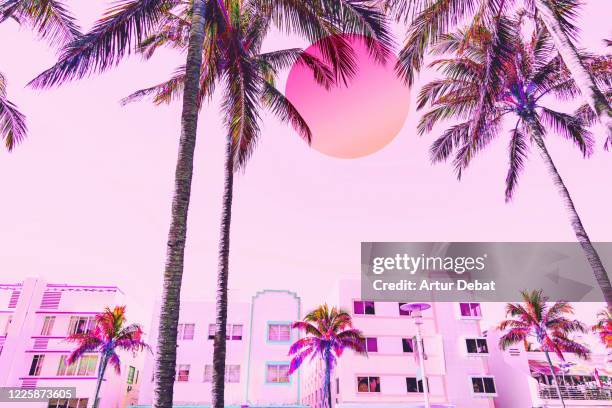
[[539, 107, 593, 156], [222, 51, 261, 170], [505, 122, 528, 202], [29, 0, 177, 88], [261, 81, 311, 143], [0, 0, 80, 46], [395, 0, 478, 86], [0, 87, 27, 151], [258, 48, 334, 89]]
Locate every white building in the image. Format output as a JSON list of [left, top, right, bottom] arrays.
[[300, 280, 497, 408], [137, 289, 306, 407], [0, 278, 142, 408]]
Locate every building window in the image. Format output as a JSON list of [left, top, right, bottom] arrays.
[[466, 338, 489, 355], [459, 303, 482, 318], [471, 376, 497, 395], [365, 337, 378, 352], [402, 338, 414, 353], [77, 355, 98, 376], [398, 303, 412, 316], [207, 324, 243, 340], [127, 366, 136, 384], [29, 354, 45, 376], [48, 399, 88, 408], [357, 376, 380, 393], [226, 365, 240, 383], [406, 377, 428, 393], [229, 324, 243, 340], [68, 316, 95, 335], [58, 355, 97, 376], [177, 323, 195, 340], [203, 364, 241, 383], [268, 324, 291, 342], [177, 364, 190, 382], [266, 363, 290, 384], [3, 315, 13, 336], [353, 301, 375, 315], [203, 365, 213, 382], [41, 316, 56, 336]]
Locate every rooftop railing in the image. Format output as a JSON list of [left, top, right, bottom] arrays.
[[538, 385, 612, 401]]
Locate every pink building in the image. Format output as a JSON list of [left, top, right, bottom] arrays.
[[484, 302, 612, 407], [0, 278, 142, 408], [137, 290, 306, 407], [300, 280, 497, 408]]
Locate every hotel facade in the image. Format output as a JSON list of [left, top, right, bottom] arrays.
[[300, 280, 497, 408], [0, 278, 142, 408], [137, 290, 305, 407]]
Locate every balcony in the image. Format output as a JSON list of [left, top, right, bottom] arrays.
[[538, 385, 612, 401]]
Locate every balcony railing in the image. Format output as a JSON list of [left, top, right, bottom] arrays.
[[538, 385, 612, 401]]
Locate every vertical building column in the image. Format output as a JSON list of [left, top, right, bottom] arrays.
[[0, 277, 46, 386]]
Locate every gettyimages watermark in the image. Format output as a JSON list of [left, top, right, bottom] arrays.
[[361, 242, 612, 302]]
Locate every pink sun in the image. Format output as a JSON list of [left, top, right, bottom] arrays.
[[285, 35, 411, 159]]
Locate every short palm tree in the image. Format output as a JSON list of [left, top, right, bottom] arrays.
[[417, 16, 612, 307], [66, 306, 150, 408], [288, 305, 366, 408], [592, 308, 612, 349], [499, 290, 589, 407], [384, 0, 612, 148], [28, 2, 390, 407], [0, 0, 80, 151]]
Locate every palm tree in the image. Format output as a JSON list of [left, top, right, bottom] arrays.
[[122, 4, 339, 406], [0, 0, 80, 151], [384, 0, 611, 149], [498, 290, 590, 407], [592, 308, 612, 349], [288, 304, 366, 408], [65, 306, 150, 408], [416, 16, 612, 307], [27, 2, 390, 407]]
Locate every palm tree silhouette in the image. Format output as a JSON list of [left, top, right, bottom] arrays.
[[288, 304, 367, 408], [0, 0, 80, 150], [66, 306, 150, 408], [27, 2, 391, 407], [417, 15, 612, 306], [498, 290, 590, 407]]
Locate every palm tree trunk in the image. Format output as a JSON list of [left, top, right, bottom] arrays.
[[534, 0, 612, 148], [528, 117, 612, 307], [211, 135, 234, 408], [152, 1, 207, 408], [92, 354, 108, 408], [543, 350, 566, 408], [324, 348, 332, 408]]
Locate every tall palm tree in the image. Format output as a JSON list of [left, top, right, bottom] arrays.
[[498, 290, 590, 407], [122, 3, 347, 406], [27, 2, 391, 408], [288, 304, 366, 408], [416, 16, 612, 307], [384, 0, 611, 149], [592, 308, 612, 349], [0, 0, 80, 151], [65, 306, 150, 408]]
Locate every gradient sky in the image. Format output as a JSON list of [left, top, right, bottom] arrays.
[[0, 1, 610, 330]]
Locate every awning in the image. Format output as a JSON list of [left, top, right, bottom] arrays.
[[529, 360, 611, 376]]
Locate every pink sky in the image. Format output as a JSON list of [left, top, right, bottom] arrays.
[[0, 1, 610, 328]]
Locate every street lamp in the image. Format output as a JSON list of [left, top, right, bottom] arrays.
[[400, 303, 431, 408]]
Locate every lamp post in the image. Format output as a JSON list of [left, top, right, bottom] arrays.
[[400, 303, 431, 408]]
